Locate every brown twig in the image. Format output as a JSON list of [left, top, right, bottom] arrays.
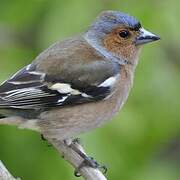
[[48, 138, 107, 180]]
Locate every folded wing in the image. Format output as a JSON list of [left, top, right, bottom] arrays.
[[0, 64, 117, 110]]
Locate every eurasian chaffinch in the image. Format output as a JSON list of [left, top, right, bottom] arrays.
[[0, 10, 160, 172]]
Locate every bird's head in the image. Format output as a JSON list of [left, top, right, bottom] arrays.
[[85, 11, 160, 65]]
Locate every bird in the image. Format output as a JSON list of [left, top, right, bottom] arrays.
[[0, 10, 160, 174]]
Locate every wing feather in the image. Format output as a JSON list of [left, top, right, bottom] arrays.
[[0, 64, 117, 110]]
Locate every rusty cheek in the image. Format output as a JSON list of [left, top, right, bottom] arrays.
[[103, 33, 137, 60]]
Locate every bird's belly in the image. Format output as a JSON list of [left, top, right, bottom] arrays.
[[38, 69, 132, 140]]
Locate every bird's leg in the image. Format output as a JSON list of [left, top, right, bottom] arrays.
[[64, 138, 107, 177]]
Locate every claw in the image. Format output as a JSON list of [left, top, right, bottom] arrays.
[[72, 138, 81, 144], [41, 134, 46, 141], [101, 165, 108, 174], [74, 170, 81, 177], [74, 156, 107, 177], [64, 138, 108, 177], [40, 134, 52, 147]]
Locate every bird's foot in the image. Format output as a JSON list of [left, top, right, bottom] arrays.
[[74, 156, 107, 177], [64, 138, 107, 177], [72, 138, 81, 144]]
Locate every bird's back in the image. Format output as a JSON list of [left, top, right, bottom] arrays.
[[0, 35, 120, 120]]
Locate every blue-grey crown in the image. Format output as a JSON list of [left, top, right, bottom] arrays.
[[90, 11, 141, 34]]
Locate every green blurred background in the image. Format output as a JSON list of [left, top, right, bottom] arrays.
[[0, 0, 180, 179]]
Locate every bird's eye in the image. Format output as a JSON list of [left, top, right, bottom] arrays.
[[118, 30, 130, 38]]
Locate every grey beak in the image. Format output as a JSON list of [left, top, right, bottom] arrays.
[[135, 28, 160, 45]]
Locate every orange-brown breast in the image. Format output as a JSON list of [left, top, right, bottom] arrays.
[[38, 64, 134, 139]]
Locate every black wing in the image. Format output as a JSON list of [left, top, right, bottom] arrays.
[[0, 64, 115, 110]]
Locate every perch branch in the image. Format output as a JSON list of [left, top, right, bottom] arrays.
[[47, 138, 107, 180], [0, 160, 20, 180]]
